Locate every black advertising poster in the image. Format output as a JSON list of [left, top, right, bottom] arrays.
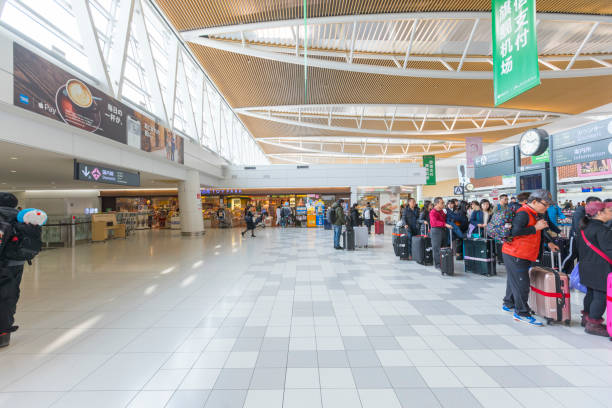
[[74, 161, 140, 186], [13, 43, 184, 164]]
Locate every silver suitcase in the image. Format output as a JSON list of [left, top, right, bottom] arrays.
[[354, 226, 369, 248]]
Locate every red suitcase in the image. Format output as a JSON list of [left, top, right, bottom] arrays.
[[528, 252, 571, 325], [607, 273, 612, 338], [375, 220, 384, 235]]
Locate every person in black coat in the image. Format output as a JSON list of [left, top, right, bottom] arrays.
[[402, 198, 419, 236], [418, 200, 432, 235], [577, 201, 612, 337], [350, 203, 362, 227], [241, 205, 256, 238], [562, 196, 601, 274], [363, 202, 377, 234]]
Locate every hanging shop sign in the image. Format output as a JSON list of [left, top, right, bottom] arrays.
[[474, 146, 517, 179], [492, 0, 540, 105], [13, 43, 184, 164], [74, 161, 140, 186], [201, 188, 243, 195], [423, 155, 436, 186]]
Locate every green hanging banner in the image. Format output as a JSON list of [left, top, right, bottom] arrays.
[[423, 155, 436, 186], [492, 0, 540, 106]]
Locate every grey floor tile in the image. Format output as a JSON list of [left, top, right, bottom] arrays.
[[447, 336, 486, 350], [261, 337, 289, 351], [473, 335, 516, 349], [388, 325, 418, 336], [369, 336, 402, 350], [395, 388, 442, 408], [240, 327, 267, 338], [232, 337, 263, 352], [351, 366, 391, 388], [431, 388, 483, 408], [381, 316, 408, 326], [256, 351, 288, 368], [287, 351, 318, 367], [402, 316, 432, 325], [363, 325, 393, 337], [204, 389, 247, 408], [384, 367, 427, 388], [165, 390, 211, 408], [346, 350, 381, 367], [343, 337, 372, 350], [213, 368, 253, 389], [481, 366, 536, 388], [249, 367, 286, 389], [514, 366, 573, 387], [214, 326, 244, 338], [317, 351, 349, 368]]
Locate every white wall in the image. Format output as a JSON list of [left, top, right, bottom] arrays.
[[18, 190, 100, 216], [220, 163, 426, 189]]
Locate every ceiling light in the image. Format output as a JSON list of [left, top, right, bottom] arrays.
[[10, 170, 16, 173], [10, 157, 18, 160]]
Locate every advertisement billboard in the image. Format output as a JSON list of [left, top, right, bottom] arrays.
[[13, 43, 184, 164]]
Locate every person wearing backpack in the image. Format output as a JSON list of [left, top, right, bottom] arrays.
[[576, 201, 612, 337], [363, 202, 377, 234], [241, 205, 256, 238], [0, 193, 42, 348], [331, 199, 346, 249]]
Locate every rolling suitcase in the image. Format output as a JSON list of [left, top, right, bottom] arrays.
[[528, 251, 570, 325], [412, 230, 432, 266], [392, 227, 406, 256], [463, 228, 496, 276], [398, 234, 411, 260], [354, 226, 368, 248], [343, 229, 355, 251], [607, 273, 612, 339], [375, 220, 384, 235], [440, 230, 454, 276]]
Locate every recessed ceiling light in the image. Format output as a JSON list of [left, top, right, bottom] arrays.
[[10, 170, 17, 173], [10, 157, 18, 160]]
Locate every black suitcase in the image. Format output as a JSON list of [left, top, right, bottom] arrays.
[[392, 227, 406, 256], [412, 235, 432, 265], [463, 237, 496, 276], [440, 247, 454, 276], [343, 230, 355, 251], [398, 234, 411, 260]]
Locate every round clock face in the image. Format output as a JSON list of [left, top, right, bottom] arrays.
[[465, 183, 474, 191], [519, 130, 541, 156]]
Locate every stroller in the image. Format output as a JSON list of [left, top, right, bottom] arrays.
[[254, 215, 266, 229], [216, 209, 231, 228]]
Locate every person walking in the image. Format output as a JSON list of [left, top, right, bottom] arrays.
[[363, 202, 377, 234], [501, 190, 559, 326], [332, 199, 346, 249], [275, 206, 281, 226], [241, 205, 256, 238], [429, 197, 452, 270], [576, 201, 612, 337]]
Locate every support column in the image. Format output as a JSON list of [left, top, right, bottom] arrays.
[[416, 185, 423, 204], [350, 186, 358, 205], [178, 169, 204, 236]]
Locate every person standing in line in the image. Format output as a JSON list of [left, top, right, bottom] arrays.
[[241, 205, 256, 238], [562, 196, 601, 274], [402, 198, 420, 258], [332, 199, 346, 250], [418, 200, 433, 235], [363, 202, 377, 234], [577, 201, 612, 337], [501, 190, 559, 326], [546, 201, 566, 228], [605, 199, 612, 229], [496, 194, 509, 212], [429, 197, 452, 270]]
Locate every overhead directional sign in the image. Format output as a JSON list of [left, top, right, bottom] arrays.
[[474, 147, 517, 179], [74, 161, 140, 186], [492, 0, 540, 105], [551, 118, 612, 167]]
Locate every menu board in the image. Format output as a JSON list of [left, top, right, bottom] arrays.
[[13, 43, 184, 164]]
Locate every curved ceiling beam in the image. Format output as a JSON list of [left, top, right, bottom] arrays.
[[182, 12, 612, 37], [236, 109, 553, 136], [187, 36, 612, 79]]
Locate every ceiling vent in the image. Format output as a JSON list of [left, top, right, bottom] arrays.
[[297, 165, 309, 169], [244, 166, 256, 170]]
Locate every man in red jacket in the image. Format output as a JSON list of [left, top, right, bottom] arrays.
[[502, 190, 559, 326]]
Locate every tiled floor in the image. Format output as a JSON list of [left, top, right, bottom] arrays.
[[1, 227, 611, 408]]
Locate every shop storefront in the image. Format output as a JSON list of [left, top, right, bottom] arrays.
[[99, 189, 179, 229], [200, 188, 350, 228]]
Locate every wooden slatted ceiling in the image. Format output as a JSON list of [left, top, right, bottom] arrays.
[[191, 45, 612, 114], [156, 0, 612, 32]]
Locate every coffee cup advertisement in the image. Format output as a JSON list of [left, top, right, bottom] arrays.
[[13, 43, 184, 164]]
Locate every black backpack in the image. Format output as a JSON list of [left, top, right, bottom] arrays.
[[3, 223, 42, 264], [327, 207, 337, 224]]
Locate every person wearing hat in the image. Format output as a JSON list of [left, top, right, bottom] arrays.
[[577, 200, 612, 337], [501, 190, 559, 326], [0, 192, 24, 347]]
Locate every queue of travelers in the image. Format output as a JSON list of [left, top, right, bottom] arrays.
[[328, 191, 612, 338]]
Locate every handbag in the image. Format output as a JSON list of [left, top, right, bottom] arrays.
[[581, 230, 612, 265], [569, 263, 587, 293]]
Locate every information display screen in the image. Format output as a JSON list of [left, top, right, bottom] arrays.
[[519, 173, 542, 191]]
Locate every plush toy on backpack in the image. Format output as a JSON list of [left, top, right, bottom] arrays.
[[17, 208, 48, 226]]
